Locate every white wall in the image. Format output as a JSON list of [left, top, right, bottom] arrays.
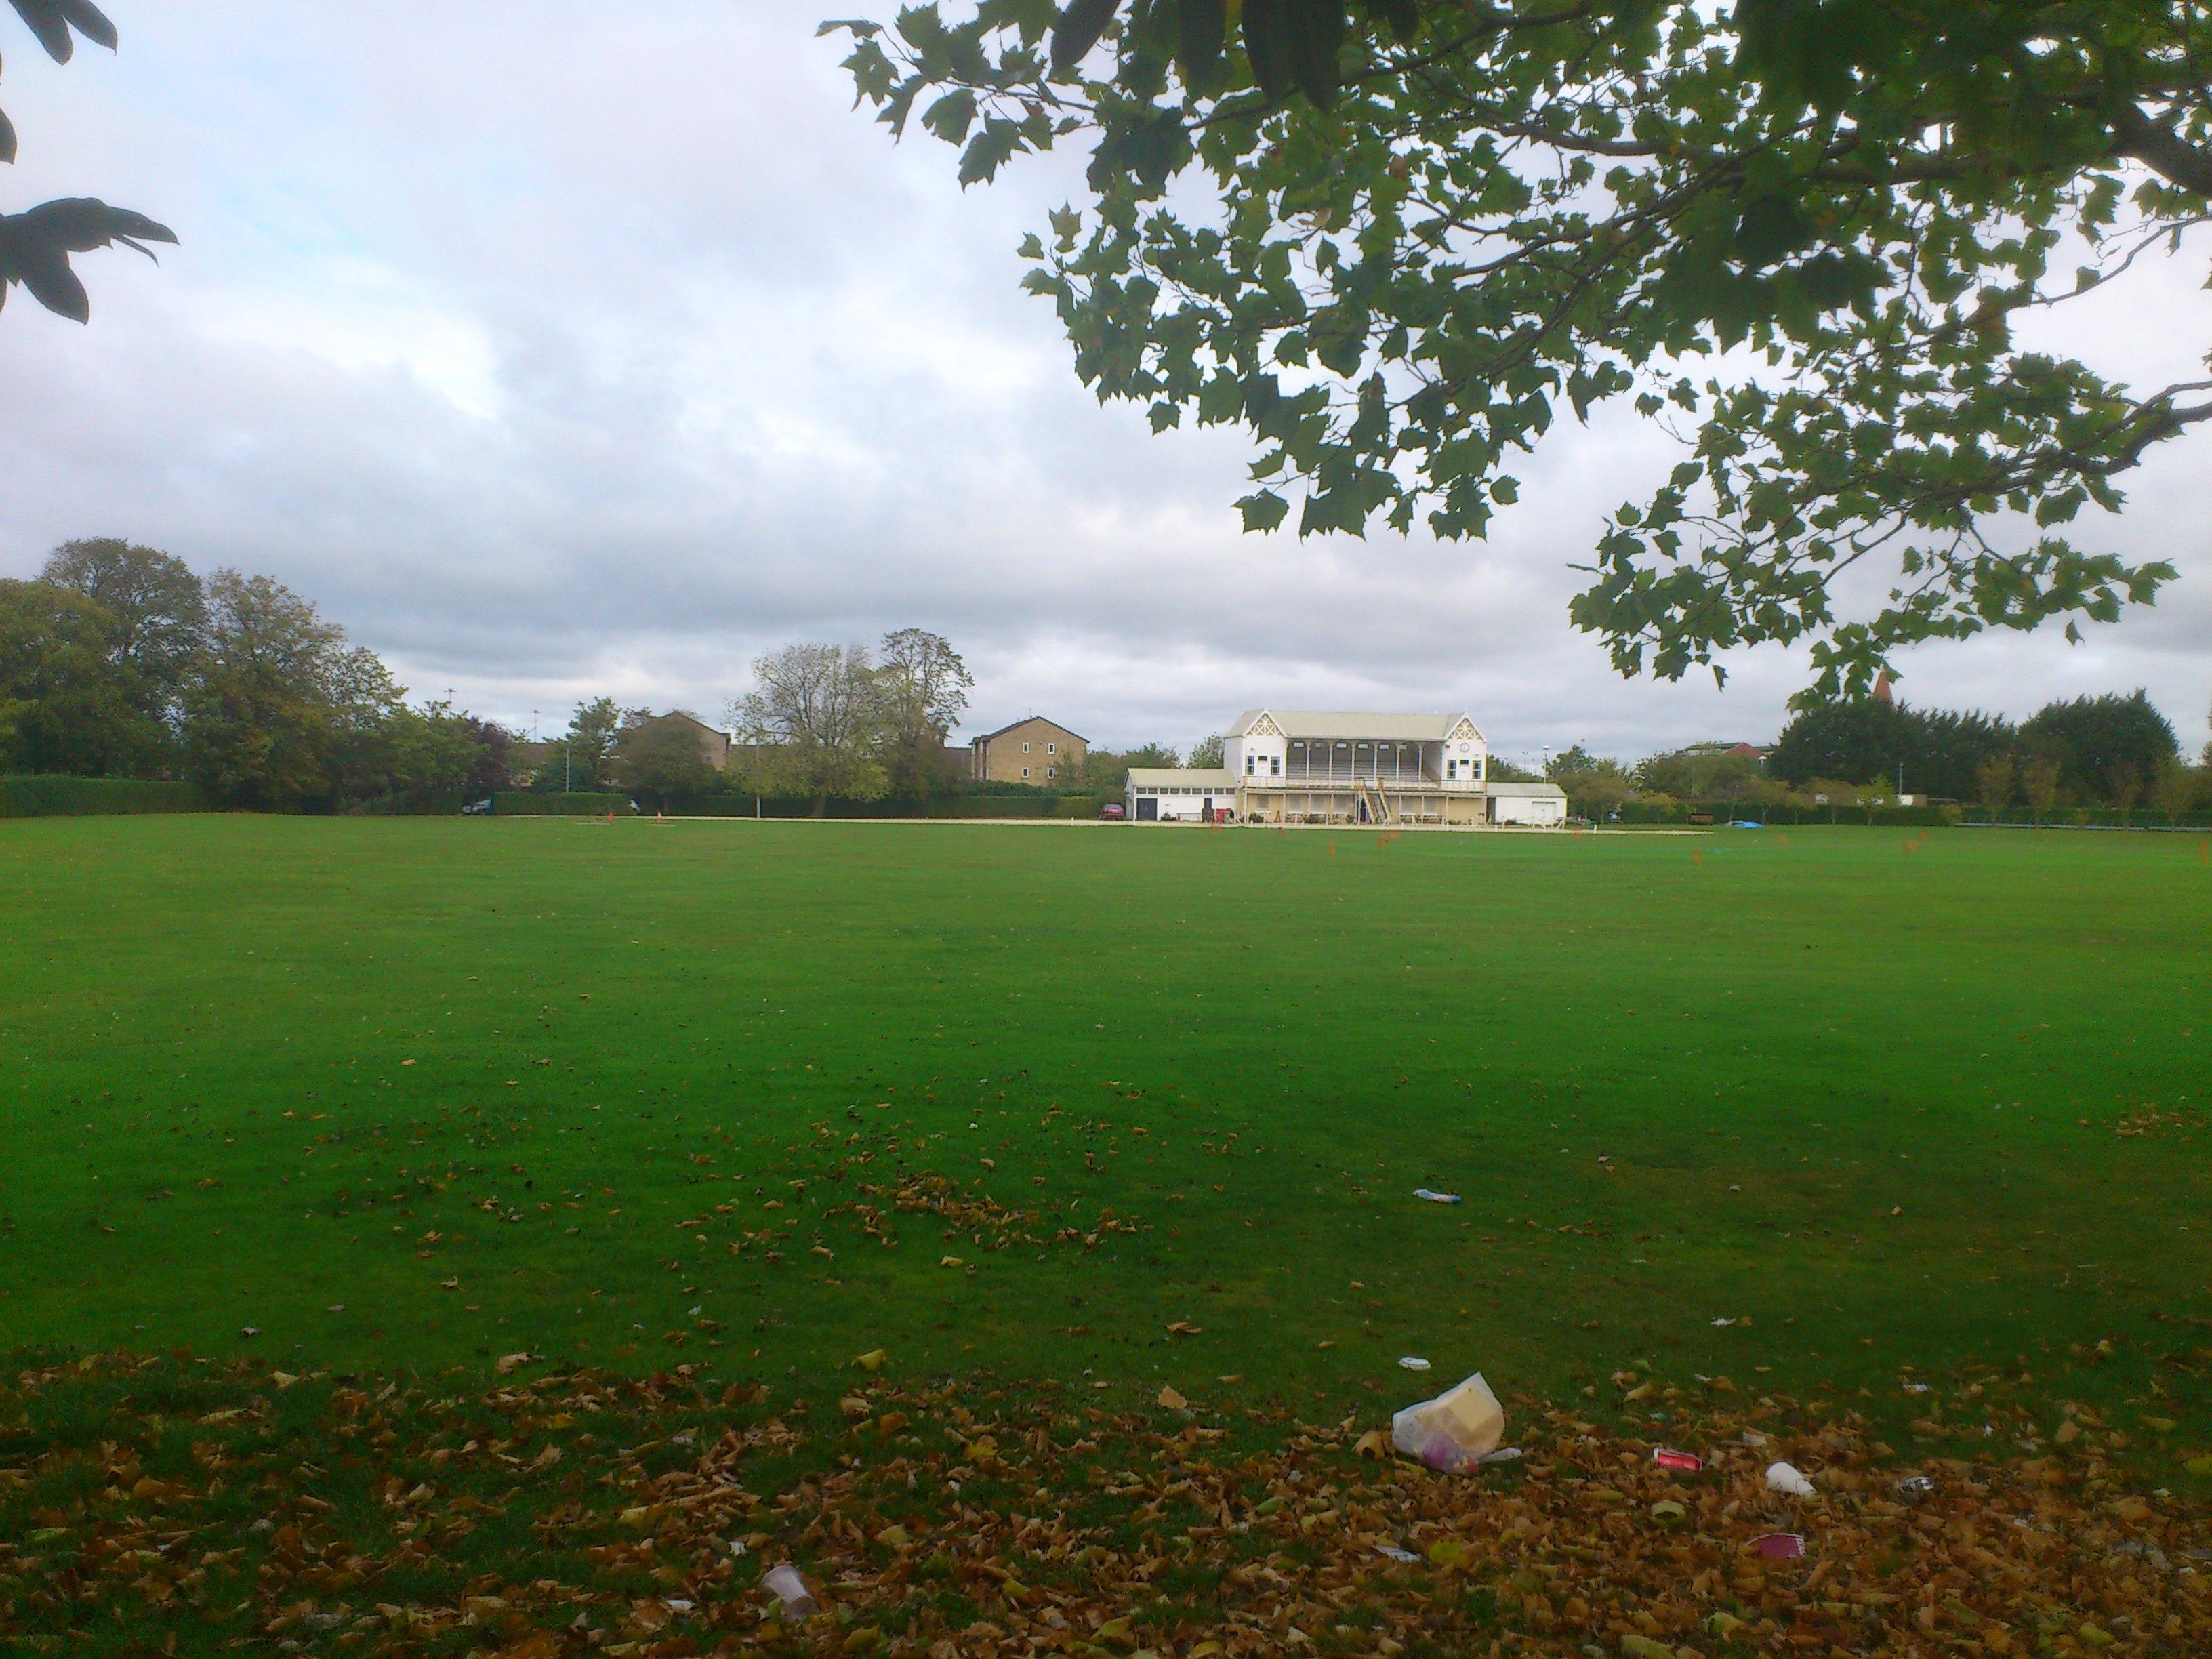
[[1491, 794, 1565, 825], [1230, 731, 1286, 779], [1129, 788, 1235, 823]]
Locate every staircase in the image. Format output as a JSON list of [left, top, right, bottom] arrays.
[[1357, 779, 1395, 825]]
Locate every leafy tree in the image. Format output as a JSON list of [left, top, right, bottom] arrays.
[[536, 697, 639, 792], [732, 642, 890, 811], [449, 712, 515, 794], [614, 714, 718, 804], [0, 576, 150, 773], [2020, 690, 2179, 804], [337, 698, 493, 802], [2149, 755, 2201, 823], [2020, 753, 2063, 821], [2, 1, 175, 321], [182, 571, 365, 806], [1546, 744, 1635, 819], [876, 628, 975, 797], [40, 539, 206, 733], [1769, 697, 2011, 799], [1633, 744, 1765, 801], [1121, 741, 1181, 770], [1067, 742, 1178, 791], [1973, 750, 2015, 810], [1187, 732, 1225, 768], [832, 0, 2206, 696]]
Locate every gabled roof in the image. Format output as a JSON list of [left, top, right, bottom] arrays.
[[972, 715, 1088, 744], [1486, 781, 1568, 798], [640, 710, 729, 739], [1230, 709, 1487, 743]]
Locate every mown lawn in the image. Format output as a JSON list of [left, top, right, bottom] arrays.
[[1, 815, 2208, 1427]]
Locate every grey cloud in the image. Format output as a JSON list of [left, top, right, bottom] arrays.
[[2, 0, 2205, 761]]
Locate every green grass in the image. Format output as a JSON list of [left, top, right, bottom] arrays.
[[3, 815, 2209, 1440]]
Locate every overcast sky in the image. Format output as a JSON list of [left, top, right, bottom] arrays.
[[3, 2, 2207, 762]]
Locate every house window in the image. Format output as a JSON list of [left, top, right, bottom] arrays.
[[1046, 742, 1055, 753], [1022, 741, 1031, 752], [1022, 766, 1031, 778], [1245, 754, 1255, 775], [1046, 767, 1056, 778], [1271, 756, 1281, 776]]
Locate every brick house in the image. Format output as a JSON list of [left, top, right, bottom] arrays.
[[968, 717, 1086, 785]]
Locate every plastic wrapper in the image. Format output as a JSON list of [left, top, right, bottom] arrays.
[[1389, 1370, 1505, 1473]]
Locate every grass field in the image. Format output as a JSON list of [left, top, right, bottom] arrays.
[[4, 815, 2207, 1419], [5, 815, 2212, 1656]]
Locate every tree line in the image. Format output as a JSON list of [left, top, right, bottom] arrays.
[[535, 637, 1214, 810], [2, 540, 509, 807], [1548, 692, 2211, 821]]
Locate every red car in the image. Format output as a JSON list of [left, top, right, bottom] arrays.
[[1099, 802, 1126, 819]]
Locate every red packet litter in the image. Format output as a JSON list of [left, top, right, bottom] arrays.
[[1652, 1448, 1702, 1472], [1753, 1532, 1805, 1559]]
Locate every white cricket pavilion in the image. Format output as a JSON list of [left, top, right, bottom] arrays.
[[1126, 709, 1567, 827]]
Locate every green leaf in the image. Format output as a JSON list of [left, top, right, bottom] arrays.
[[1235, 489, 1290, 532]]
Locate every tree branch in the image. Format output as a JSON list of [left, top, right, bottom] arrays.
[[2112, 104, 2212, 197]]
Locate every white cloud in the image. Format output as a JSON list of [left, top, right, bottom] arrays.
[[2, 0, 2205, 762]]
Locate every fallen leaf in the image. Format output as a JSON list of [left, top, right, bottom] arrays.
[[854, 1348, 886, 1371], [1158, 1385, 1188, 1410]]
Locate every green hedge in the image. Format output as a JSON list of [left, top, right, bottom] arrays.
[[1957, 806, 2212, 830], [0, 776, 211, 818], [653, 792, 1106, 820], [491, 792, 636, 817], [1613, 800, 1957, 828]]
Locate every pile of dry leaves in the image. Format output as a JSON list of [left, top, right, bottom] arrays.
[[1, 1351, 2205, 1656]]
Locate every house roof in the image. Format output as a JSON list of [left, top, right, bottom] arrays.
[[630, 710, 729, 741], [1127, 768, 1237, 788], [1230, 709, 1486, 743], [972, 716, 1088, 744], [1486, 781, 1568, 798]]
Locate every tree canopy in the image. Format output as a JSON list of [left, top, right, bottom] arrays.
[[3, 543, 515, 806], [2019, 688, 2179, 803], [1, 1, 175, 321], [831, 0, 2209, 696]]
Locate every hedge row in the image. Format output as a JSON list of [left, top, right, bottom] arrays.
[[1610, 800, 1955, 827], [490, 792, 636, 817], [1957, 806, 2212, 830], [656, 793, 1104, 820], [0, 776, 211, 818]]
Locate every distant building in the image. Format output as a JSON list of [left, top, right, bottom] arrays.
[[969, 717, 1086, 785], [1126, 709, 1565, 827], [617, 711, 733, 773], [1723, 743, 1770, 760]]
